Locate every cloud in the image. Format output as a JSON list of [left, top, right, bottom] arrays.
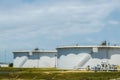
[[108, 20, 120, 25], [0, 0, 120, 40]]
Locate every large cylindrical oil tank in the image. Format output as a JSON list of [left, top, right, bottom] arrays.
[[57, 46, 120, 69]]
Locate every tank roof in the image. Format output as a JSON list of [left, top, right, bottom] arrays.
[[13, 50, 57, 53], [57, 45, 120, 49]]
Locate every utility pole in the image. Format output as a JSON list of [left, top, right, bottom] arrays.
[[37, 53, 39, 68], [5, 50, 6, 63], [106, 42, 110, 71], [55, 54, 57, 68]]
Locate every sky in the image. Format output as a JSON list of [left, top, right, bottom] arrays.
[[0, 0, 120, 63]]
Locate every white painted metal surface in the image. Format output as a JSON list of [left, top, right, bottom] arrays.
[[57, 46, 120, 69], [13, 50, 57, 68]]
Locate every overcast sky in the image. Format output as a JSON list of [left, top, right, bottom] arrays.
[[0, 0, 120, 63]]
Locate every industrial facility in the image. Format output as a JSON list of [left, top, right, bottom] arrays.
[[13, 44, 120, 70]]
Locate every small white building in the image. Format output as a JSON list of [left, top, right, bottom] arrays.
[[57, 46, 120, 69], [0, 63, 9, 67], [13, 49, 57, 68]]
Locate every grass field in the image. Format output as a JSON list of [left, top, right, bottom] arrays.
[[0, 68, 120, 80]]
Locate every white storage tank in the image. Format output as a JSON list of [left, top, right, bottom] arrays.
[[57, 46, 120, 69], [13, 49, 57, 68]]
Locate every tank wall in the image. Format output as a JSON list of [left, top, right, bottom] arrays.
[[14, 52, 28, 58], [57, 48, 91, 58], [57, 48, 92, 69], [85, 48, 120, 68], [57, 47, 120, 69], [108, 48, 120, 65], [13, 52, 57, 68], [13, 52, 28, 67], [38, 52, 56, 68]]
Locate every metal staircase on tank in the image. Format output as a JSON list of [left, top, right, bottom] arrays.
[[19, 57, 28, 67], [75, 53, 91, 69]]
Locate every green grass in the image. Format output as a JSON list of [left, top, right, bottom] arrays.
[[0, 67, 120, 80]]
